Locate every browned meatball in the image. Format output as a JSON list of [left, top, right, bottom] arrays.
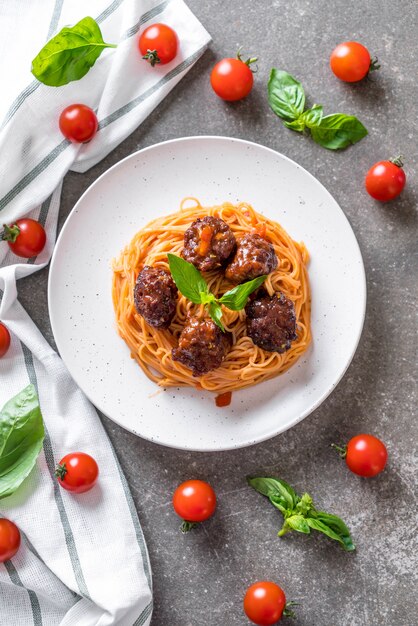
[[172, 316, 230, 376], [225, 233, 278, 284], [181, 216, 236, 272], [134, 266, 178, 329], [245, 291, 297, 352]]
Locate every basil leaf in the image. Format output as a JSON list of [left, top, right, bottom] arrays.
[[286, 514, 311, 534], [0, 385, 44, 500], [314, 512, 355, 552], [283, 118, 306, 132], [306, 516, 355, 551], [209, 302, 225, 332], [269, 494, 288, 515], [219, 275, 267, 311], [247, 476, 299, 510], [167, 254, 209, 305], [31, 16, 117, 87], [310, 114, 368, 150], [267, 69, 305, 122], [295, 493, 314, 516], [301, 104, 323, 128], [283, 104, 323, 131]]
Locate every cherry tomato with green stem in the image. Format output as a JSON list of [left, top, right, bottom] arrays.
[[330, 41, 379, 82], [365, 156, 406, 201], [139, 23, 178, 66], [0, 519, 21, 563], [211, 48, 257, 101], [244, 581, 296, 625], [332, 434, 388, 477], [55, 452, 99, 493], [2, 218, 46, 258], [0, 323, 11, 358], [59, 104, 98, 143], [172, 479, 216, 532]]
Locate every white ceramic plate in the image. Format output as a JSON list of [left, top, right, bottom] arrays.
[[48, 136, 366, 451]]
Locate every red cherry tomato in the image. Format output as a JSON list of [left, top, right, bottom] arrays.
[[59, 104, 98, 143], [55, 452, 99, 493], [2, 218, 46, 258], [330, 41, 375, 82], [139, 23, 178, 66], [211, 50, 257, 101], [365, 157, 406, 201], [345, 434, 388, 477], [173, 480, 216, 524], [0, 323, 11, 358], [0, 519, 21, 563], [244, 582, 288, 625]]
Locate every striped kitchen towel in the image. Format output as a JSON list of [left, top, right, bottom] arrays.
[[0, 1, 211, 624]]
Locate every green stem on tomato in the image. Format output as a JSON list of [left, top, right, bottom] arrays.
[[330, 443, 347, 459], [1, 224, 20, 243], [180, 520, 197, 533], [389, 155, 404, 168], [143, 49, 161, 66], [369, 57, 380, 72], [236, 46, 258, 71], [54, 463, 68, 480], [283, 601, 298, 618]]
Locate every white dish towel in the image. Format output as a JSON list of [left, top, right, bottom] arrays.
[[0, 1, 211, 624]]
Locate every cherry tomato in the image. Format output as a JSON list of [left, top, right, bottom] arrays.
[[330, 41, 377, 82], [173, 480, 216, 527], [0, 323, 11, 358], [139, 23, 178, 66], [244, 582, 288, 625], [345, 434, 388, 477], [365, 156, 406, 201], [2, 218, 46, 258], [0, 519, 21, 563], [210, 50, 257, 101], [59, 104, 98, 143], [55, 452, 99, 493]]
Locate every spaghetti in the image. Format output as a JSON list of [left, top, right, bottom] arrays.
[[112, 199, 311, 393]]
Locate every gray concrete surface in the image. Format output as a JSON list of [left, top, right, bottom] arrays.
[[18, 1, 417, 624]]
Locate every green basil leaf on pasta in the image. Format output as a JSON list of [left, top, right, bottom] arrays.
[[0, 385, 44, 500], [267, 69, 306, 121], [167, 254, 209, 304], [310, 114, 368, 150], [219, 275, 266, 311], [209, 302, 225, 332], [31, 16, 117, 87]]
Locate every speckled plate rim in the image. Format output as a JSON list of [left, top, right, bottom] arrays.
[[48, 136, 367, 451]]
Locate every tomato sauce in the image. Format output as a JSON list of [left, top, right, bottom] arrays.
[[215, 391, 232, 407]]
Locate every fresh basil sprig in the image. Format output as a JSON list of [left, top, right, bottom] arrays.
[[0, 385, 45, 500], [167, 254, 266, 332], [268, 69, 367, 150], [31, 16, 117, 87], [248, 476, 355, 551]]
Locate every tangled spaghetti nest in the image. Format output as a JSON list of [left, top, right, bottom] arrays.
[[112, 199, 311, 393]]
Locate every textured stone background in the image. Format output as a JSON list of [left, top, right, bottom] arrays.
[[19, 1, 417, 624]]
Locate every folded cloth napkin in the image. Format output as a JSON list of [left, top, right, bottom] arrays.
[[0, 1, 211, 624]]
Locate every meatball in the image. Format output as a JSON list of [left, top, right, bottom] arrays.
[[172, 316, 230, 376], [225, 233, 278, 284], [245, 291, 297, 353], [181, 216, 236, 272], [134, 266, 178, 329]]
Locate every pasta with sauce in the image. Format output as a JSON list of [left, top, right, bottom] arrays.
[[112, 199, 311, 393]]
